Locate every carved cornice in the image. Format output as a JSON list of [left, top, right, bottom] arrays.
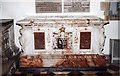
[[16, 16, 109, 27]]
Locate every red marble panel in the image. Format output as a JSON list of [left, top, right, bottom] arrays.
[[34, 32, 45, 49], [80, 32, 91, 49]]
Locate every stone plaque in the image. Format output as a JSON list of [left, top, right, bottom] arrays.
[[64, 0, 90, 12], [36, 0, 62, 13]]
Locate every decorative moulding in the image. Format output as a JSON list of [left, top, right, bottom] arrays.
[[16, 16, 109, 55]]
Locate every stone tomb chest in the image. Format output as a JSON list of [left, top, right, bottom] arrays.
[[17, 16, 109, 68]]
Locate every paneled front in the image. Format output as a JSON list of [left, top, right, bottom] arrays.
[[17, 16, 108, 55]]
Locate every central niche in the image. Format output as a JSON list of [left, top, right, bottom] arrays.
[[52, 27, 72, 49]]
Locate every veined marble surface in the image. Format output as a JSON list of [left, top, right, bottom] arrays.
[[16, 16, 109, 55], [17, 15, 108, 27]]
